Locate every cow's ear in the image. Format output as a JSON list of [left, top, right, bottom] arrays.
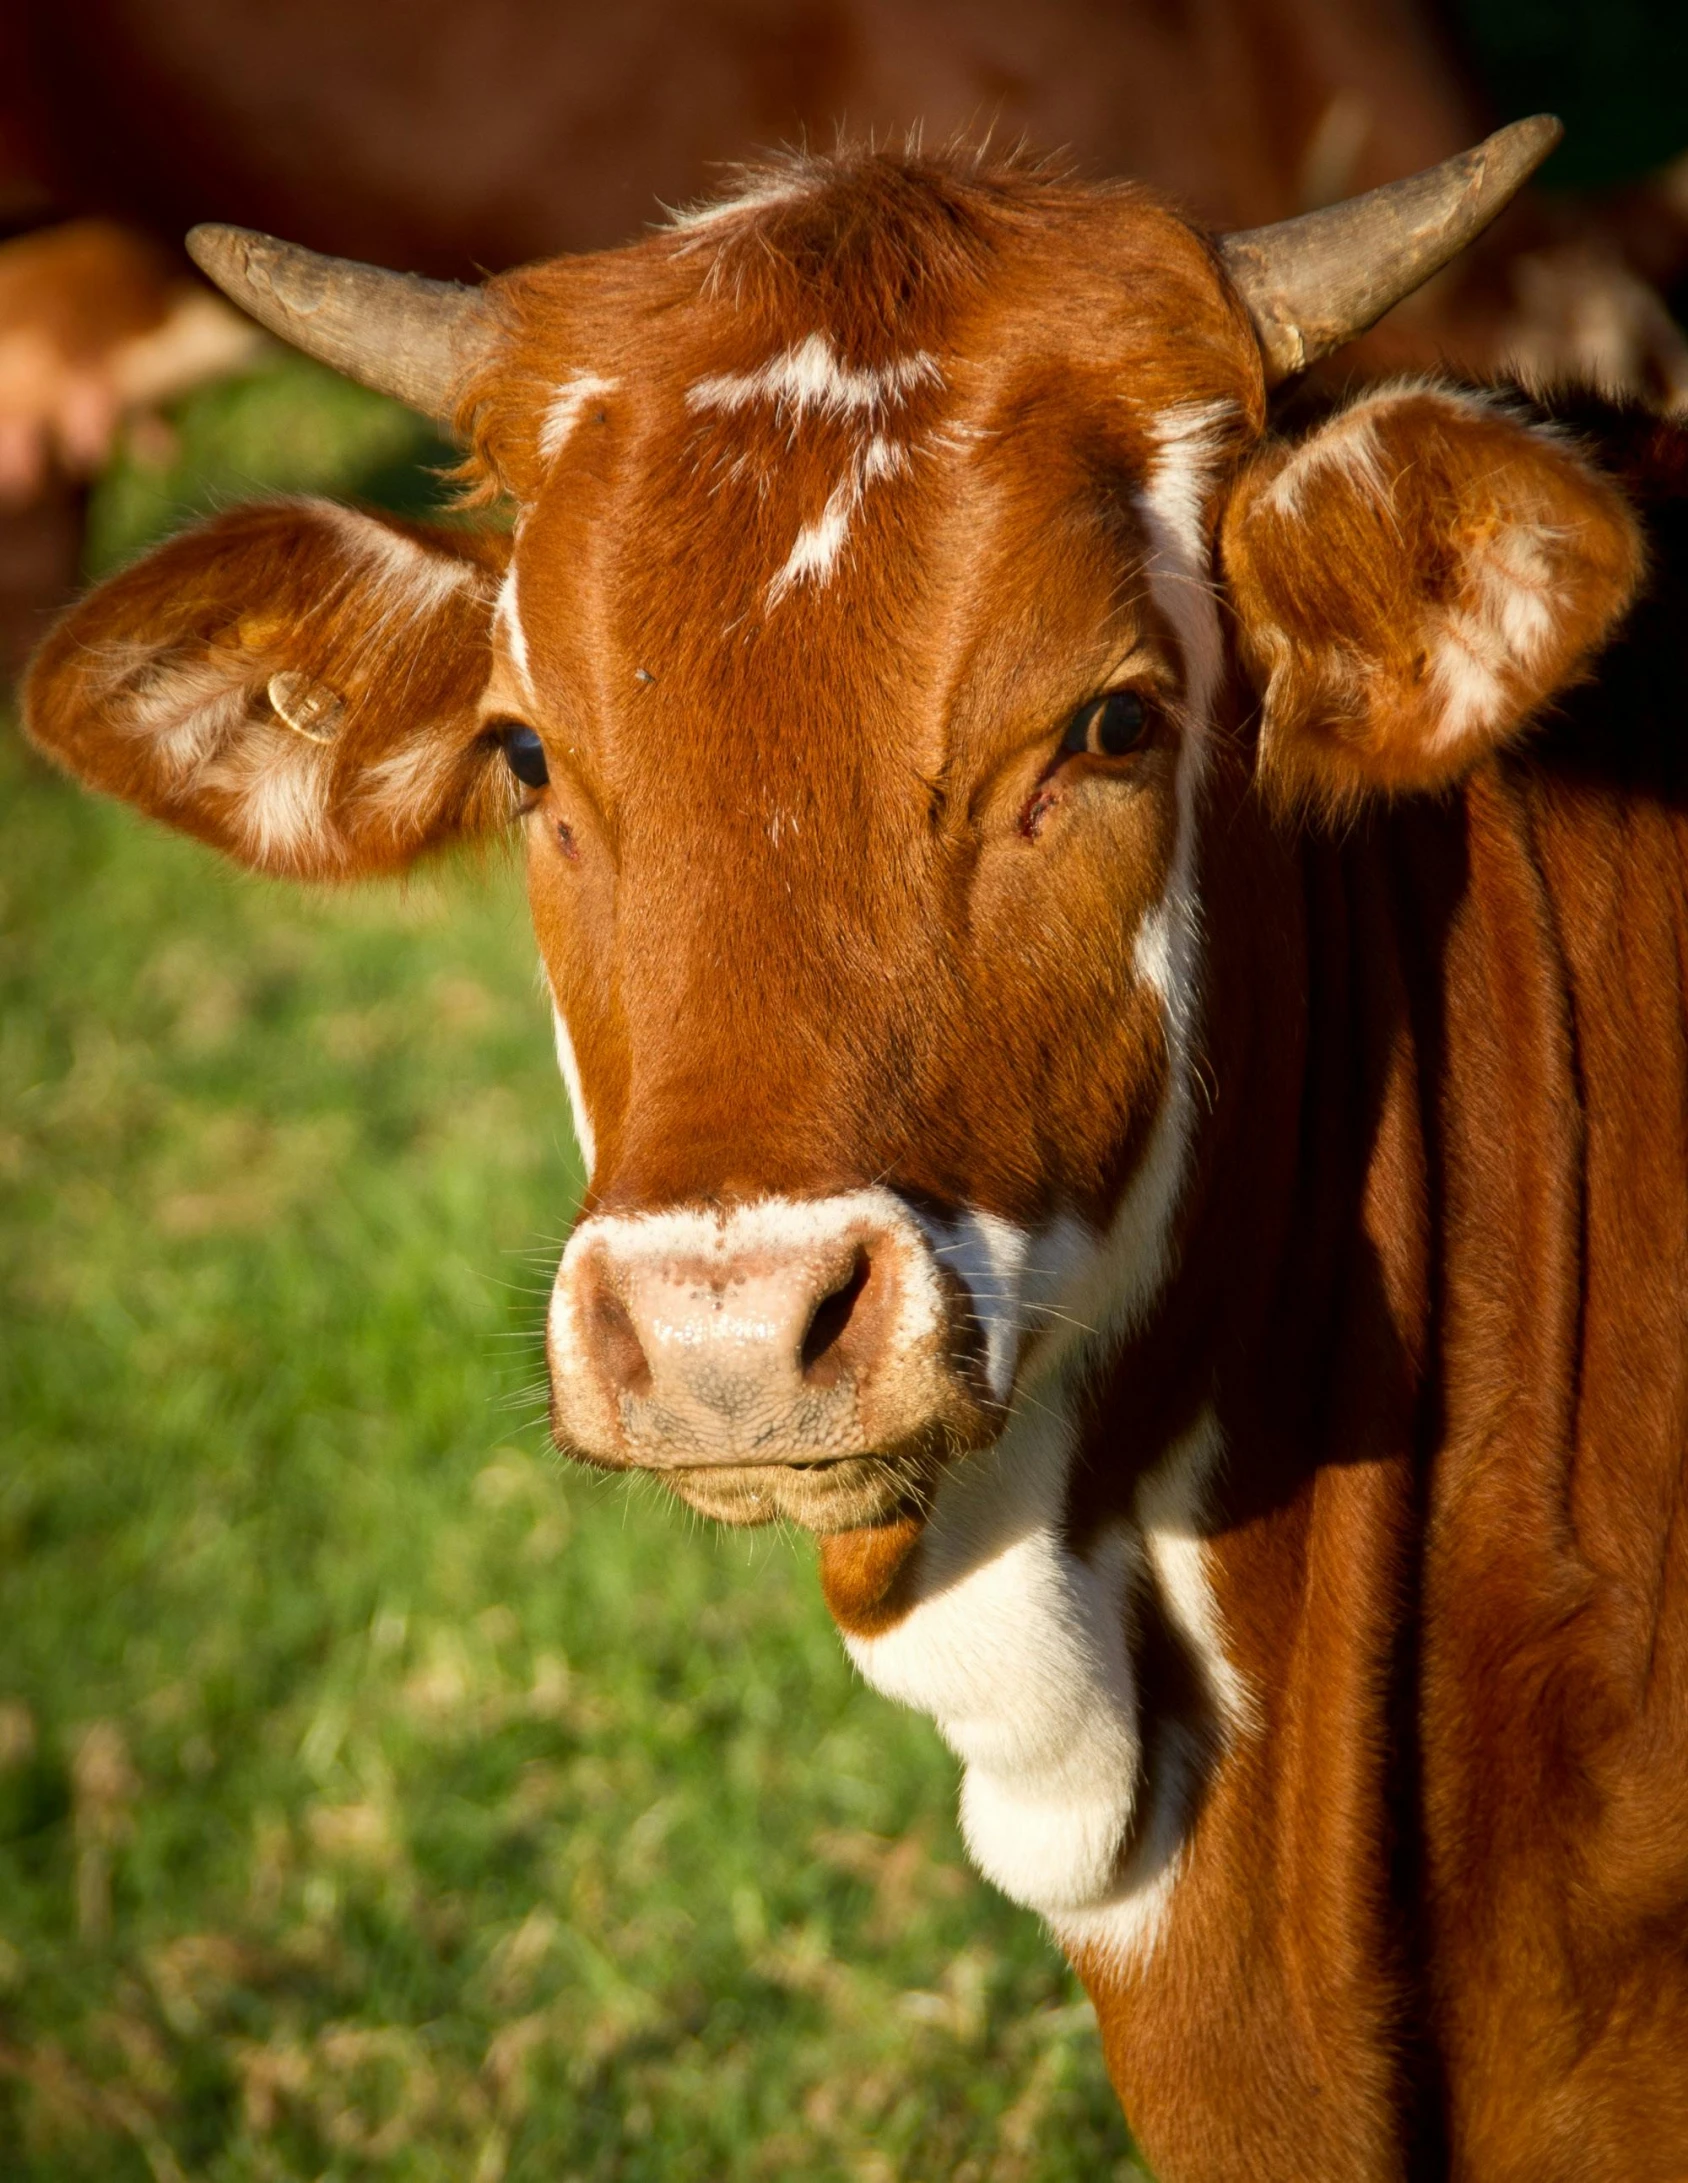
[[23, 499, 517, 877], [1220, 385, 1643, 815]]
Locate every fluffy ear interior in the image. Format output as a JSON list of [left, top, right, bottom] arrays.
[[1221, 384, 1644, 816], [24, 499, 515, 877]]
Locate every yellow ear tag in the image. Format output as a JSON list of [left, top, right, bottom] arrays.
[[267, 671, 344, 745]]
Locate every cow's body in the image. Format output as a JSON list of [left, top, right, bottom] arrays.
[[838, 645, 1688, 2177], [21, 143, 1688, 2177]]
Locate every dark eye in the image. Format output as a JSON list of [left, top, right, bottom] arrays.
[[495, 722, 549, 789], [1063, 688, 1150, 760]]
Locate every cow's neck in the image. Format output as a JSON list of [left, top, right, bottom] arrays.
[[837, 754, 1331, 1912], [841, 757, 1451, 2169], [1074, 777, 1458, 2177]]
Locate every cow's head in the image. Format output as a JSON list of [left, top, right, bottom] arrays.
[[24, 125, 1640, 1545]]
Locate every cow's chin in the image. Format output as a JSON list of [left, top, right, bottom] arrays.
[[552, 1429, 963, 1533], [553, 1385, 1003, 1530], [660, 1454, 930, 1532]]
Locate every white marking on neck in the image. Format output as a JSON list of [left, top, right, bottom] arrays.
[[849, 1401, 1143, 1911], [539, 373, 619, 462], [912, 1207, 1091, 1408], [849, 1400, 1247, 1953], [1055, 1407, 1247, 1969]]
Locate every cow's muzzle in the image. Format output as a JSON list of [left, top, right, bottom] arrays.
[[545, 1191, 996, 1528]]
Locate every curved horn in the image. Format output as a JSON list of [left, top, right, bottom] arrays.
[[186, 224, 493, 421], [1220, 114, 1562, 384]]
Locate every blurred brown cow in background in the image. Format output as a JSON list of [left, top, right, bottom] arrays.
[[2, 0, 1687, 664]]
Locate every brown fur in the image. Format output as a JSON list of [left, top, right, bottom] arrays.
[[1223, 385, 1643, 817], [20, 150, 1688, 2180], [25, 500, 512, 875]]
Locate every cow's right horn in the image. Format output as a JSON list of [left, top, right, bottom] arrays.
[[1220, 114, 1562, 384], [186, 225, 492, 423]]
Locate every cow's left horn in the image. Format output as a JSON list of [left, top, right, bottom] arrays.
[[186, 225, 492, 422], [1220, 114, 1562, 384]]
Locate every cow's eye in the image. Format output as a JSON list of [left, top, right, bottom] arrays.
[[495, 722, 549, 789], [1063, 688, 1150, 759]]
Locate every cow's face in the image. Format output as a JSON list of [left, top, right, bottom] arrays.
[[24, 155, 1640, 1537], [467, 179, 1263, 1527]]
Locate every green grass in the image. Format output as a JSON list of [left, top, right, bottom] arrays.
[[0, 366, 1142, 2180]]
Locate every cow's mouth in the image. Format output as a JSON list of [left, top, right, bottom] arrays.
[[659, 1452, 934, 1532], [550, 1430, 957, 1533]]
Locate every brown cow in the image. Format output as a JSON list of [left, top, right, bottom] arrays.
[[22, 119, 1688, 2180]]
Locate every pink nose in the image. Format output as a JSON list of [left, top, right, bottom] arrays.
[[547, 1194, 969, 1472], [587, 1235, 868, 1396]]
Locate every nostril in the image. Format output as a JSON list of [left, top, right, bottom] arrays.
[[592, 1285, 652, 1400], [801, 1249, 872, 1388]]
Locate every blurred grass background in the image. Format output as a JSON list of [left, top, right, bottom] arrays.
[[0, 363, 1140, 2180]]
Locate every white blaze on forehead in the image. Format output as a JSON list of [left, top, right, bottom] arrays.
[[767, 475, 857, 606], [860, 433, 906, 484], [688, 333, 940, 423], [685, 333, 936, 609], [754, 401, 918, 607], [539, 372, 619, 461]]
